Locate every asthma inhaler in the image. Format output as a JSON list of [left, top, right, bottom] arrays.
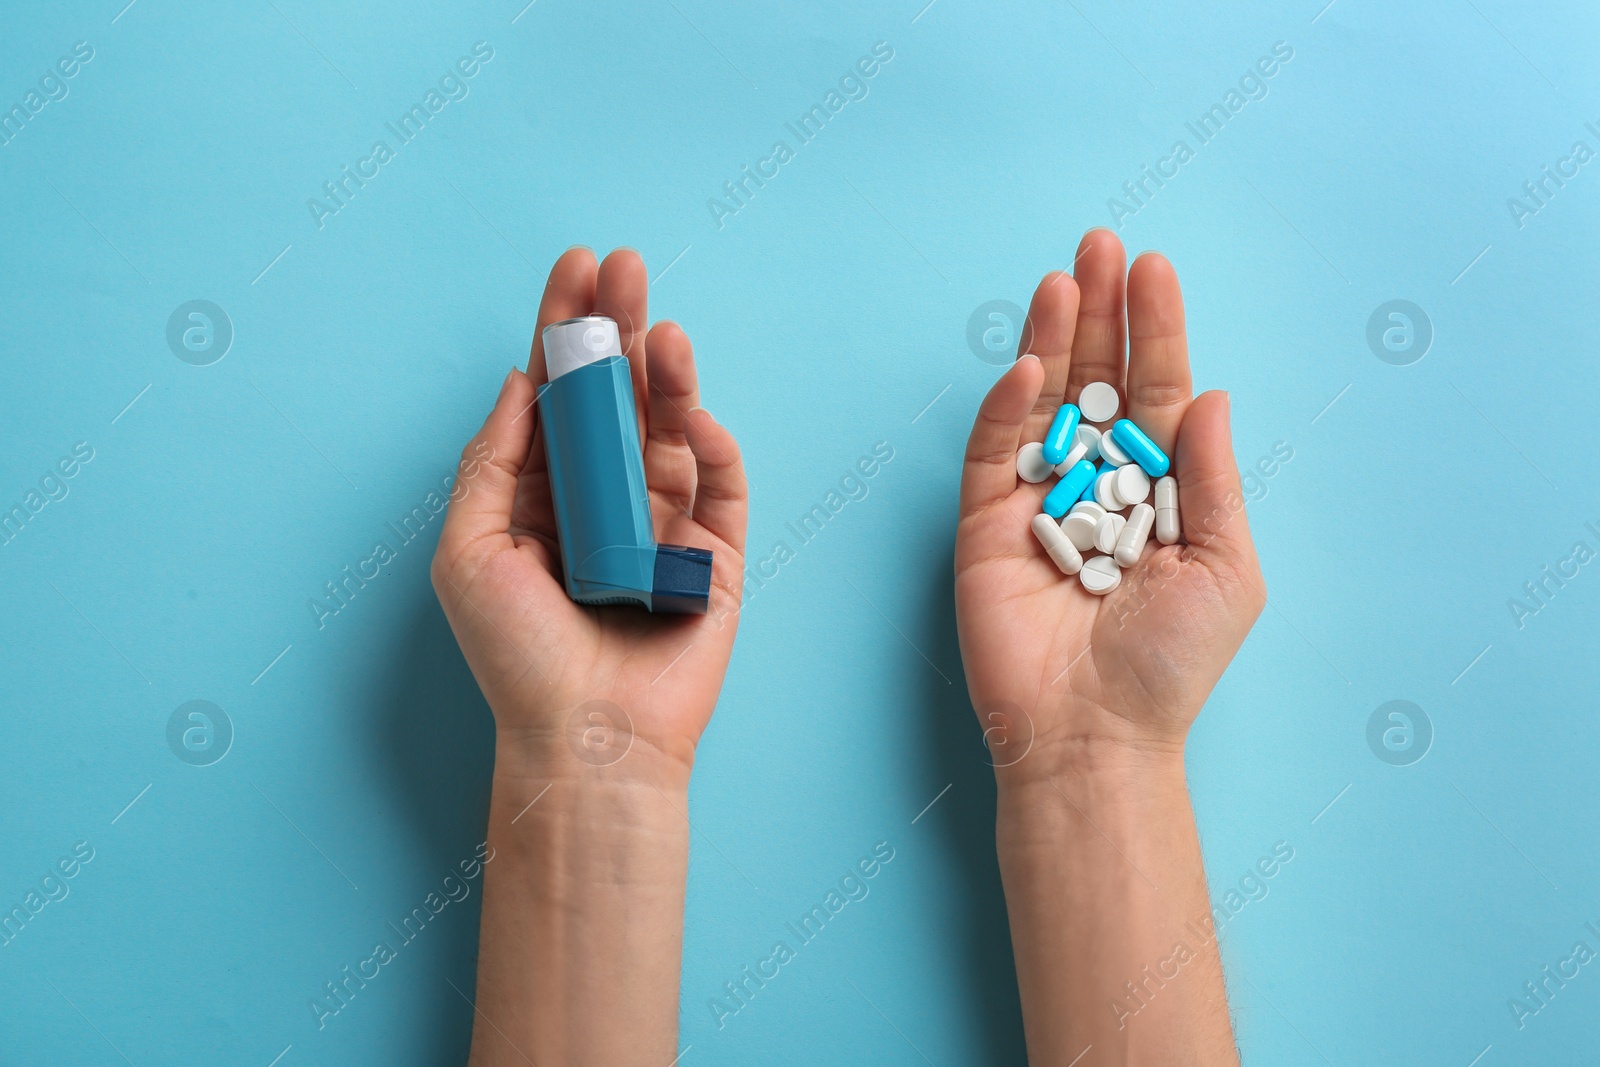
[[536, 316, 712, 613]]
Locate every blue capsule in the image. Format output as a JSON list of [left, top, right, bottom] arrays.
[[1043, 459, 1097, 518], [1041, 403, 1081, 465], [1110, 419, 1169, 477]]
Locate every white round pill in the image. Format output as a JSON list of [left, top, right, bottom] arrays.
[[1097, 428, 1131, 466], [1075, 424, 1102, 463], [1052, 440, 1090, 477], [1079, 555, 1121, 595], [1016, 441, 1054, 483], [1069, 500, 1106, 522], [1060, 512, 1098, 551], [1093, 511, 1126, 554], [1094, 470, 1122, 510], [1114, 464, 1151, 506], [1078, 381, 1120, 423]]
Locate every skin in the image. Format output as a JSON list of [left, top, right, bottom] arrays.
[[956, 229, 1265, 1065], [434, 233, 1259, 1064], [431, 247, 747, 1067]]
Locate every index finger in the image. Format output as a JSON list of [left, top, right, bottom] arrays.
[[1017, 271, 1080, 444], [959, 355, 1044, 521], [526, 246, 600, 388]]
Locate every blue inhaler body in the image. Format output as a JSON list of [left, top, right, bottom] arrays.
[[536, 316, 712, 613]]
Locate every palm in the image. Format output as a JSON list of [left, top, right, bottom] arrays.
[[957, 460, 1252, 746], [432, 248, 748, 771], [954, 232, 1263, 767]]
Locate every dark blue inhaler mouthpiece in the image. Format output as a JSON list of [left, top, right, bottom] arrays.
[[535, 316, 712, 613]]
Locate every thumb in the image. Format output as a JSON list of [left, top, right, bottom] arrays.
[[1173, 391, 1258, 571], [436, 368, 538, 570]]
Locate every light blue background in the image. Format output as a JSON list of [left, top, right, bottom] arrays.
[[2, 0, 1597, 1063]]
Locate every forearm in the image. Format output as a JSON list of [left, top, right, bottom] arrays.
[[996, 743, 1237, 1066], [468, 744, 692, 1067]]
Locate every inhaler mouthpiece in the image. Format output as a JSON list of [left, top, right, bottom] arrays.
[[544, 316, 622, 381]]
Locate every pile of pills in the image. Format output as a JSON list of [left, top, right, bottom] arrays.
[[1018, 381, 1180, 595]]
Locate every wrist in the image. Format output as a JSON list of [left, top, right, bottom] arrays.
[[995, 729, 1186, 791], [994, 739, 1191, 860], [490, 714, 696, 794], [988, 692, 1190, 793], [486, 743, 692, 887], [471, 723, 693, 1067]]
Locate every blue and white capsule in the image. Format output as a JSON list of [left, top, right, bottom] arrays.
[[1043, 459, 1097, 518], [1041, 403, 1081, 466], [1110, 419, 1170, 477]]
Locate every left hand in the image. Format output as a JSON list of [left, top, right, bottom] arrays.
[[954, 229, 1265, 781]]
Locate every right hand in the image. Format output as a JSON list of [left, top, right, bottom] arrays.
[[430, 247, 749, 781]]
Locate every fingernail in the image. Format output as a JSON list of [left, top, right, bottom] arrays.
[[498, 368, 517, 397], [565, 243, 592, 254], [1017, 353, 1041, 366], [687, 405, 714, 422]]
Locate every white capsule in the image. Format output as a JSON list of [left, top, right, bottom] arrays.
[[1093, 511, 1126, 554], [1016, 441, 1054, 483], [1031, 513, 1083, 575], [1097, 428, 1131, 466], [1060, 511, 1099, 551], [1079, 555, 1122, 595], [1155, 475, 1180, 545], [1078, 381, 1120, 423], [1154, 475, 1178, 510], [1114, 464, 1151, 507], [1094, 470, 1123, 510], [1075, 424, 1102, 463], [1114, 503, 1155, 566], [1051, 439, 1090, 476]]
